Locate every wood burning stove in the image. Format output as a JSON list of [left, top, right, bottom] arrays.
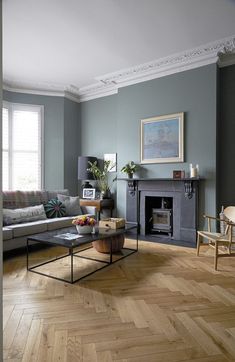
[[152, 208, 172, 235], [151, 197, 172, 236]]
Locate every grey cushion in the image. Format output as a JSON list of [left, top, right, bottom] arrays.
[[3, 236, 29, 252], [3, 204, 47, 226], [3, 227, 13, 241], [7, 220, 48, 238], [57, 194, 82, 216], [46, 216, 75, 231], [220, 212, 235, 237]]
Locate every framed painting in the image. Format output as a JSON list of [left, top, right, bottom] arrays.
[[104, 153, 117, 172], [83, 188, 96, 199], [140, 112, 184, 164]]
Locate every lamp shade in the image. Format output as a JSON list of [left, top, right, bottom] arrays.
[[78, 156, 97, 180]]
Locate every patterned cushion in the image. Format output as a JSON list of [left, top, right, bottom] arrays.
[[3, 190, 48, 209], [44, 199, 66, 218]]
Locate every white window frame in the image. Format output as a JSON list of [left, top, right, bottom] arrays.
[[2, 101, 44, 190]]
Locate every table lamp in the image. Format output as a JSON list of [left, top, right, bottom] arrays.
[[78, 156, 97, 190]]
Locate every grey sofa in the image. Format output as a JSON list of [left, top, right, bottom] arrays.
[[2, 189, 95, 252]]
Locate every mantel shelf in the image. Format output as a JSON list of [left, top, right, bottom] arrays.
[[117, 177, 201, 181]]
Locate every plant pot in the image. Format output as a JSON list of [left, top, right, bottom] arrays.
[[127, 173, 133, 179], [100, 190, 111, 199], [76, 225, 93, 234]]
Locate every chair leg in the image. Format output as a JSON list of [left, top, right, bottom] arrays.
[[196, 233, 201, 256], [214, 240, 218, 271]]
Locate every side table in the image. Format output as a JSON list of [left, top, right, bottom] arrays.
[[80, 198, 114, 220]]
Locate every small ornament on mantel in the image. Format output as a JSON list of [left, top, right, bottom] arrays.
[[189, 164, 199, 178], [173, 170, 185, 179]]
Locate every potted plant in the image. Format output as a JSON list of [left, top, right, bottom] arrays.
[[72, 215, 96, 234], [87, 160, 114, 199], [121, 161, 138, 179]]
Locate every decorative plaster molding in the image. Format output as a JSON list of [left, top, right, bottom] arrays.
[[94, 35, 235, 85], [3, 35, 235, 102], [4, 79, 64, 93], [3, 79, 81, 103], [77, 83, 118, 102], [217, 37, 235, 67]]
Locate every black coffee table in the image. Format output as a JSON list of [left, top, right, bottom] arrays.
[[27, 223, 138, 283]]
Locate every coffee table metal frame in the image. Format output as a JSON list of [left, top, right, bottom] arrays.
[[27, 223, 138, 283]]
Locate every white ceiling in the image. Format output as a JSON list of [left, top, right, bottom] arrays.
[[3, 0, 235, 100]]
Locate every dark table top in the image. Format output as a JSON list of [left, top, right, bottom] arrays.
[[27, 224, 137, 249]]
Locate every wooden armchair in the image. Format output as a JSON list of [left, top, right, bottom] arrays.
[[196, 206, 235, 270]]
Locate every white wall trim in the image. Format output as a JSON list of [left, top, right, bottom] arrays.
[[3, 82, 66, 96], [3, 35, 235, 103]]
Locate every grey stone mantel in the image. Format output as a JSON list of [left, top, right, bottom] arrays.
[[118, 178, 200, 245]]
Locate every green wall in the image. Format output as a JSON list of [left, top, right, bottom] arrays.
[[64, 98, 80, 194], [81, 64, 218, 221], [0, 1, 3, 356], [3, 90, 80, 195], [3, 63, 219, 223], [80, 94, 117, 157], [80, 94, 118, 196]]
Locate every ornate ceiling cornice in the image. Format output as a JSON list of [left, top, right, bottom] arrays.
[[3, 35, 235, 103]]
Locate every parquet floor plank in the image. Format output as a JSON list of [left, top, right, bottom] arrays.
[[6, 313, 33, 360], [21, 319, 43, 362], [3, 239, 235, 361]]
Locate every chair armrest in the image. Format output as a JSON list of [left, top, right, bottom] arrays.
[[203, 214, 234, 224], [203, 214, 222, 232], [203, 214, 220, 221], [203, 214, 235, 235]]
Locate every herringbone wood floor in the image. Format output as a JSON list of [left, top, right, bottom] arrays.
[[3, 239, 235, 362]]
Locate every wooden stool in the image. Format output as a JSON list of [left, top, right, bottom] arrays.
[[92, 234, 124, 253]]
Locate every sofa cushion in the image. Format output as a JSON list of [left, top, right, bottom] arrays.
[[7, 220, 48, 238], [47, 189, 69, 200], [3, 236, 31, 252], [220, 212, 235, 237], [46, 216, 74, 231], [3, 190, 48, 209], [3, 227, 13, 241], [57, 194, 82, 216], [44, 199, 66, 218], [3, 204, 47, 226]]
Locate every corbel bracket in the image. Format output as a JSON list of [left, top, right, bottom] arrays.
[[128, 180, 137, 196], [184, 180, 194, 199]]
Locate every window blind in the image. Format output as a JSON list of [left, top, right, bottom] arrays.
[[2, 102, 43, 190]]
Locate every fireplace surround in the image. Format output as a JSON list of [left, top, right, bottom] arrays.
[[123, 178, 200, 245]]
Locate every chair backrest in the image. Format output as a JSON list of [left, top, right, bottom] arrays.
[[224, 206, 235, 223]]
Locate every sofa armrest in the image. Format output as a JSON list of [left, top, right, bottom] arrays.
[[80, 206, 97, 218]]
